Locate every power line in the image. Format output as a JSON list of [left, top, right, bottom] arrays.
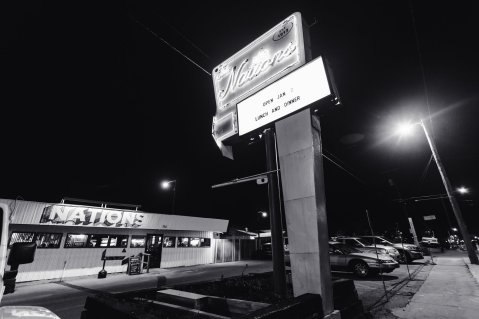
[[128, 15, 211, 76], [152, 12, 211, 60], [322, 148, 368, 186]]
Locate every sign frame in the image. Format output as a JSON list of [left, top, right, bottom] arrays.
[[237, 56, 332, 136]]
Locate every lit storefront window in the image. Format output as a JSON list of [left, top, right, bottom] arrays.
[[163, 236, 176, 248], [177, 237, 189, 247], [65, 234, 88, 248], [130, 236, 145, 248]]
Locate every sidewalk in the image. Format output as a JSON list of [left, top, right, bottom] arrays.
[[13, 259, 267, 290], [391, 251, 479, 319]]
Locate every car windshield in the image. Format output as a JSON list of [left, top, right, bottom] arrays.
[[331, 243, 361, 254], [360, 237, 393, 246]]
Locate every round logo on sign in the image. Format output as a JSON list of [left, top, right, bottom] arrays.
[[273, 20, 294, 41]]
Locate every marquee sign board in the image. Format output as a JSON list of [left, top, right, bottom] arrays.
[[423, 215, 437, 221], [237, 56, 330, 135], [212, 12, 309, 146]]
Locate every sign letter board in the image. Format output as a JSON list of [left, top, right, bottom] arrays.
[[237, 57, 331, 135], [128, 257, 141, 275]]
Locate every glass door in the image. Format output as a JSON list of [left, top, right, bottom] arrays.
[[145, 234, 163, 268]]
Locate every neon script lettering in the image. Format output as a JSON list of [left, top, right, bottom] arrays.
[[216, 42, 297, 103]]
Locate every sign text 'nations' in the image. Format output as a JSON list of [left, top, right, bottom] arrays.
[[40, 205, 145, 228]]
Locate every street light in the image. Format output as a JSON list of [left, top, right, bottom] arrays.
[[258, 211, 268, 218], [161, 179, 176, 215], [395, 121, 415, 137], [457, 186, 469, 195], [396, 119, 478, 264]]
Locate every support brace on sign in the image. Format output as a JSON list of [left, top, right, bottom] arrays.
[[211, 171, 277, 189]]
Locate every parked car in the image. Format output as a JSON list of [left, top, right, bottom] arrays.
[[335, 236, 400, 261], [358, 236, 423, 263], [421, 236, 439, 248], [329, 242, 399, 277]]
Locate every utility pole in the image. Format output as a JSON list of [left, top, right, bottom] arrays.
[[420, 120, 478, 264], [264, 128, 287, 298]]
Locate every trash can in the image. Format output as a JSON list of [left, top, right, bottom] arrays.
[[98, 269, 107, 279]]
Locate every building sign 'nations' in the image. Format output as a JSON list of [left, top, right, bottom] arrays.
[[40, 205, 145, 228]]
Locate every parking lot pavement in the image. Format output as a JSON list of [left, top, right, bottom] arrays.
[[332, 259, 431, 311], [1, 257, 437, 319], [1, 260, 273, 319]]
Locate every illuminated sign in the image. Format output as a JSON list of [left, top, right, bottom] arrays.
[[237, 57, 331, 135], [212, 12, 307, 114], [212, 111, 237, 141], [40, 205, 145, 228]]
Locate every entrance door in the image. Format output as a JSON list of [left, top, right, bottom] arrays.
[[145, 234, 163, 268]]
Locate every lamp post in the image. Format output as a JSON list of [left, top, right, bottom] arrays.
[[396, 120, 478, 264], [161, 179, 177, 215]]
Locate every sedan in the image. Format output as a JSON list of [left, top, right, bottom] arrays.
[[329, 242, 399, 278]]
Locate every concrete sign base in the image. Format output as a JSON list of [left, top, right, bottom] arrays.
[[275, 109, 334, 315]]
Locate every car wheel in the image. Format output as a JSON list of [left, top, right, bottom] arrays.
[[399, 251, 412, 264], [405, 253, 412, 264], [351, 261, 369, 278]]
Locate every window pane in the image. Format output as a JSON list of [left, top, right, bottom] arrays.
[[163, 236, 176, 248], [177, 237, 189, 247], [190, 238, 200, 247], [36, 233, 62, 248], [65, 234, 88, 248], [130, 236, 145, 248], [88, 234, 110, 248], [109, 235, 128, 248], [200, 238, 211, 247], [9, 232, 35, 248]]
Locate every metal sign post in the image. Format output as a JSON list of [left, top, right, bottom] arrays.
[[264, 128, 287, 299]]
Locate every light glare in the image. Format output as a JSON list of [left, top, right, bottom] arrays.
[[457, 186, 469, 194], [161, 181, 171, 189], [396, 122, 415, 137]]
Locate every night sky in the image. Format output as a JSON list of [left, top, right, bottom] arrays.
[[2, 1, 478, 237]]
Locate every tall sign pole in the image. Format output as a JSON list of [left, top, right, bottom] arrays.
[[210, 12, 339, 316], [420, 120, 478, 264], [264, 128, 287, 298], [275, 110, 334, 315]]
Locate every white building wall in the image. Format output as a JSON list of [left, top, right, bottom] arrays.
[[160, 231, 214, 268], [13, 230, 215, 282], [0, 199, 226, 282]]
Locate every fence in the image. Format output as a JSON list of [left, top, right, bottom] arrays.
[[214, 239, 256, 263]]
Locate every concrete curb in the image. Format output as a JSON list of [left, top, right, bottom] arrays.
[[464, 257, 479, 287]]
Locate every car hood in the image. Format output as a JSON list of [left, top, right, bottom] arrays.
[[349, 251, 395, 261], [393, 243, 418, 250], [0, 306, 61, 319], [362, 244, 393, 251]]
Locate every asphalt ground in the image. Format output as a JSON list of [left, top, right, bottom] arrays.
[[0, 257, 434, 319], [332, 258, 432, 312]]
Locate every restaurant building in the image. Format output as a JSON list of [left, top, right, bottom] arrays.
[[0, 198, 228, 282]]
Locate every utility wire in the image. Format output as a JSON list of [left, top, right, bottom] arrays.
[[322, 149, 368, 186], [152, 12, 211, 60], [128, 15, 211, 76]]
